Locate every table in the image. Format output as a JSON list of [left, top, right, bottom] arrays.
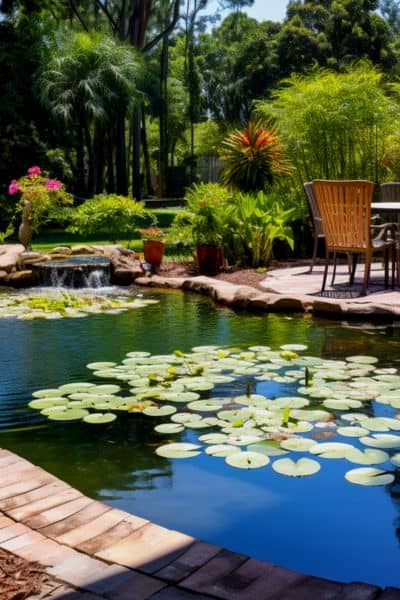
[[372, 202, 400, 220]]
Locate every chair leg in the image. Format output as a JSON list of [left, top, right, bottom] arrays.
[[361, 255, 371, 296], [384, 248, 389, 289], [321, 254, 330, 293], [350, 254, 357, 284], [331, 252, 337, 285], [309, 235, 318, 273]]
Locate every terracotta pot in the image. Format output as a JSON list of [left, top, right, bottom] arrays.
[[196, 244, 224, 275], [143, 240, 165, 270]]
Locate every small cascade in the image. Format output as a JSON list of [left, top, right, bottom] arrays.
[[32, 255, 111, 288]]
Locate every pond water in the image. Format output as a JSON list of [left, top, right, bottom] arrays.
[[0, 287, 399, 587]]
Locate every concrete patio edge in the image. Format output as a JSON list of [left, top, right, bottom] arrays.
[[133, 273, 400, 320], [0, 448, 398, 599]]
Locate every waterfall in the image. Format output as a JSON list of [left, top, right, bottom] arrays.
[[33, 256, 111, 288]]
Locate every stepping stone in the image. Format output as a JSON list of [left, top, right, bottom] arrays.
[[0, 481, 68, 511], [40, 501, 111, 539], [48, 552, 118, 589], [0, 474, 56, 501], [78, 514, 148, 555], [25, 496, 93, 529], [156, 541, 222, 582], [1, 530, 44, 551], [8, 488, 82, 521], [0, 522, 30, 543], [96, 523, 194, 573], [56, 508, 127, 547], [17, 538, 76, 567]]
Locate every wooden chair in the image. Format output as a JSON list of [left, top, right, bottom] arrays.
[[303, 182, 325, 272], [312, 179, 396, 296], [380, 182, 400, 203]]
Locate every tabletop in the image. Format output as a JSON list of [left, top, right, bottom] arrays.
[[372, 202, 400, 210]]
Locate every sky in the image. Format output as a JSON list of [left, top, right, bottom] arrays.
[[206, 0, 289, 23]]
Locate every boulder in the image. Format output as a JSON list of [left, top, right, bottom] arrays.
[[0, 244, 24, 272], [7, 270, 39, 288], [70, 245, 98, 255], [50, 246, 72, 255], [112, 267, 143, 285]]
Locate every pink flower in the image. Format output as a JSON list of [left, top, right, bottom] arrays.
[[8, 180, 19, 195], [45, 179, 62, 191], [28, 166, 42, 176]]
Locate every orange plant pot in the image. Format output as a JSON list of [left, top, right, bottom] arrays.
[[196, 244, 224, 275], [143, 240, 165, 269]]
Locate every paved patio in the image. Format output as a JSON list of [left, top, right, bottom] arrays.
[[0, 448, 399, 599]]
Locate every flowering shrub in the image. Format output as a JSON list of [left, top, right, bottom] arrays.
[[8, 166, 72, 231], [139, 227, 164, 241]]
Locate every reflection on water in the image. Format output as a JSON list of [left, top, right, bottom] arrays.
[[1, 289, 400, 587]]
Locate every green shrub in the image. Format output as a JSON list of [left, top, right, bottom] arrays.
[[223, 191, 295, 267], [67, 194, 154, 243]]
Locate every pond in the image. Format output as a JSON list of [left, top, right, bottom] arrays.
[[0, 287, 399, 588]]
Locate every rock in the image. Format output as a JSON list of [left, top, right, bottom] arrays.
[[50, 246, 72, 255], [0, 244, 25, 272], [7, 270, 39, 288], [70, 245, 98, 255], [112, 268, 143, 285], [0, 270, 8, 282], [20, 253, 50, 266]]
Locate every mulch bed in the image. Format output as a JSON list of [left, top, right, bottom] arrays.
[[0, 548, 50, 599]]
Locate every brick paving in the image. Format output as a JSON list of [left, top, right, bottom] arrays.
[[0, 447, 398, 599]]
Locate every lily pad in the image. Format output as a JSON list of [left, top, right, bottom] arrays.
[[86, 362, 117, 370], [345, 448, 390, 465], [310, 442, 355, 459], [47, 408, 89, 421], [143, 405, 177, 417], [272, 457, 320, 477], [337, 426, 369, 437], [391, 453, 400, 467], [83, 412, 117, 424], [29, 397, 68, 410], [199, 433, 228, 444], [345, 467, 394, 486], [155, 442, 201, 458], [187, 399, 224, 412], [154, 423, 184, 434], [225, 451, 270, 469], [360, 434, 400, 449], [280, 438, 316, 452], [205, 444, 238, 457]]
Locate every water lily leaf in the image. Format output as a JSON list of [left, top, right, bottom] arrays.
[[204, 374, 234, 384], [40, 406, 70, 416], [171, 412, 202, 423], [247, 441, 289, 456], [58, 383, 95, 393], [323, 399, 362, 410], [272, 397, 310, 409], [187, 399, 224, 412], [185, 419, 212, 429], [159, 391, 200, 403], [156, 442, 201, 458], [345, 448, 390, 465], [280, 438, 316, 452], [310, 442, 355, 459], [94, 384, 121, 394], [225, 451, 270, 469], [83, 412, 117, 424], [291, 409, 332, 422], [337, 426, 369, 437], [280, 344, 308, 351], [345, 467, 394, 486], [227, 434, 263, 446], [143, 405, 177, 417], [360, 434, 400, 448], [86, 362, 117, 370], [286, 421, 314, 433], [154, 423, 184, 434], [391, 453, 400, 467], [217, 409, 251, 422], [125, 351, 151, 358], [29, 397, 68, 410], [346, 355, 378, 364], [248, 345, 271, 352], [272, 457, 320, 477], [341, 413, 369, 423], [199, 433, 228, 444], [47, 408, 89, 421], [205, 444, 238, 457], [32, 388, 67, 398]]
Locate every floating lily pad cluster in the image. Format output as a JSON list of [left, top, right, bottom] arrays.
[[0, 291, 158, 320], [28, 344, 400, 486]]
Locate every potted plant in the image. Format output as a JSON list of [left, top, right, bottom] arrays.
[[139, 226, 165, 271], [169, 183, 232, 275], [8, 166, 72, 250]]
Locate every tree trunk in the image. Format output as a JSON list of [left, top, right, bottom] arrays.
[[76, 119, 85, 196], [94, 124, 105, 194], [107, 126, 115, 193], [132, 108, 142, 200], [83, 120, 94, 195], [141, 107, 153, 196], [116, 108, 128, 195], [159, 35, 169, 197]]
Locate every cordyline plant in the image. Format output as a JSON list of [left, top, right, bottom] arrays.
[[220, 121, 292, 192]]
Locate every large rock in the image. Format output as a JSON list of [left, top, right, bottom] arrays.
[[0, 244, 24, 272], [50, 246, 72, 255], [112, 267, 143, 285], [7, 270, 39, 288], [70, 245, 98, 255]]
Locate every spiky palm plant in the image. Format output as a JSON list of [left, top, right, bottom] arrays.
[[220, 121, 292, 192]]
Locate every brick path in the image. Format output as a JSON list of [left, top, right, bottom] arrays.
[[0, 448, 399, 599]]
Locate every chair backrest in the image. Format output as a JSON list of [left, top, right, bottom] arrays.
[[312, 180, 375, 251], [303, 182, 324, 237], [380, 182, 400, 202]]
